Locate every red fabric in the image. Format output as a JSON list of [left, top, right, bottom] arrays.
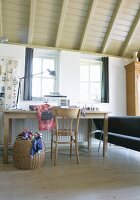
[[35, 104, 55, 131]]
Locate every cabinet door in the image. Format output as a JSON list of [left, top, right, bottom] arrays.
[[126, 68, 135, 115]]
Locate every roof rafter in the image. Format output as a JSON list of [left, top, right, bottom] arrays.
[[0, 0, 2, 36], [80, 0, 98, 50], [55, 0, 68, 47], [120, 7, 140, 56], [101, 0, 126, 54], [28, 0, 36, 44]]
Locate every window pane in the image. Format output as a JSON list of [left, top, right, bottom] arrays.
[[80, 59, 102, 102], [33, 58, 41, 77], [90, 82, 101, 101], [42, 78, 54, 96], [90, 65, 101, 81], [80, 83, 89, 100], [43, 59, 55, 77], [32, 51, 59, 98], [80, 64, 89, 81], [32, 78, 41, 97]]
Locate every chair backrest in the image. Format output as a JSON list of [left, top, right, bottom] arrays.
[[52, 107, 80, 135]]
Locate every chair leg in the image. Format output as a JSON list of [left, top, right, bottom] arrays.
[[51, 134, 53, 159], [54, 135, 58, 166], [70, 136, 72, 157], [98, 131, 103, 152], [75, 136, 79, 164]]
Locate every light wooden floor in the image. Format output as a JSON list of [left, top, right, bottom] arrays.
[[0, 145, 140, 200]]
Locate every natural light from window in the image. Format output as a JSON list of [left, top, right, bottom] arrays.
[[32, 50, 59, 99], [80, 59, 102, 103]]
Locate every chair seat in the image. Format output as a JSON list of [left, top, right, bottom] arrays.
[[52, 129, 75, 136]]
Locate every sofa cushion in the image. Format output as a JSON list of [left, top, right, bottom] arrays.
[[108, 116, 140, 138]]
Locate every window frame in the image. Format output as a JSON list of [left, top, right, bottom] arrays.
[[80, 57, 102, 103], [32, 49, 60, 100]]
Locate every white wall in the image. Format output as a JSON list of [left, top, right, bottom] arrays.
[[60, 50, 80, 105], [60, 50, 131, 116], [0, 45, 132, 144], [108, 57, 129, 116], [0, 45, 130, 116], [99, 57, 131, 116]]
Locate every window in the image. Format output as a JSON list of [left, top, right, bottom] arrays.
[[80, 58, 102, 102], [32, 49, 59, 99]]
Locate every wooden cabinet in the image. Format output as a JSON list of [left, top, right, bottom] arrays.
[[125, 62, 140, 116]]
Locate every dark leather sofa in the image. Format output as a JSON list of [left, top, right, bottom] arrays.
[[94, 116, 140, 152]]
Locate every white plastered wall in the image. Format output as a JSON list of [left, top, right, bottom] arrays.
[[0, 46, 132, 145], [60, 50, 131, 116]]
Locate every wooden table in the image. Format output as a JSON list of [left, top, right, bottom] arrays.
[[2, 110, 109, 164]]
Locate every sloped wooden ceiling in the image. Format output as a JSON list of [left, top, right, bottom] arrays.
[[0, 0, 140, 58]]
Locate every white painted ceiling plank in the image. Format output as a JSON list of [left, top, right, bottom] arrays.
[[28, 0, 36, 44], [0, 0, 2, 36], [101, 0, 126, 53], [120, 7, 140, 56], [80, 0, 98, 50], [55, 0, 69, 47], [1, 0, 140, 58]]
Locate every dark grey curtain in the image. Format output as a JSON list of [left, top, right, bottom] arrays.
[[23, 48, 34, 100], [101, 57, 109, 103]]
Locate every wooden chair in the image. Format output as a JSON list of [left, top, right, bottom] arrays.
[[51, 107, 80, 165]]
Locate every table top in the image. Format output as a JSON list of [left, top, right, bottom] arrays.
[[0, 109, 110, 114]]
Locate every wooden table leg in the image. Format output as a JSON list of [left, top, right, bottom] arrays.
[[87, 119, 92, 149], [3, 114, 9, 164], [103, 113, 108, 157]]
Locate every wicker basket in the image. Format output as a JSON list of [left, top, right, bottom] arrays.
[[13, 139, 46, 170]]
